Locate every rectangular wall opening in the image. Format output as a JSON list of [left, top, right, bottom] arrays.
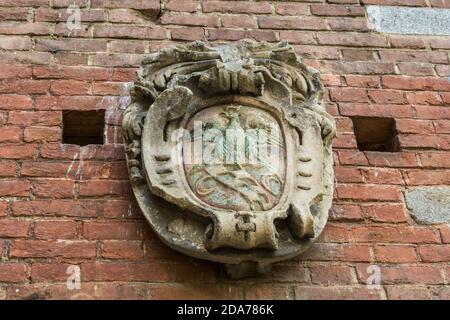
[[351, 116, 399, 152], [63, 110, 105, 146]]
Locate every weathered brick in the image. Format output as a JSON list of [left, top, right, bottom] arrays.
[[9, 240, 96, 258], [34, 220, 78, 239], [203, 1, 273, 14], [12, 200, 99, 218], [0, 220, 30, 238], [337, 184, 402, 201], [418, 245, 450, 262], [310, 265, 355, 285], [33, 179, 75, 198], [374, 245, 417, 263], [0, 263, 28, 283], [83, 221, 142, 240], [0, 180, 30, 196], [362, 203, 408, 223], [356, 265, 444, 285], [101, 240, 144, 260]]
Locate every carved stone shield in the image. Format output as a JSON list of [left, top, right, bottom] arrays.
[[123, 41, 336, 278]]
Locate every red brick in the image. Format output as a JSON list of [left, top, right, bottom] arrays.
[[31, 263, 73, 282], [24, 126, 61, 142], [0, 263, 28, 283], [79, 180, 131, 197], [399, 134, 450, 150], [361, 0, 427, 6], [324, 61, 396, 75], [93, 25, 166, 40], [330, 88, 368, 103], [365, 152, 418, 167], [34, 179, 75, 198], [0, 143, 36, 159], [0, 201, 7, 217], [295, 286, 381, 300], [170, 27, 204, 41], [0, 36, 32, 50], [418, 245, 450, 262], [301, 243, 372, 262], [382, 76, 450, 91], [351, 226, 438, 244], [419, 153, 450, 168], [0, 65, 31, 79], [395, 119, 434, 134], [342, 49, 377, 61], [310, 265, 355, 285], [244, 285, 290, 300], [321, 223, 352, 243], [398, 62, 435, 77], [334, 167, 364, 183], [83, 221, 142, 240], [362, 203, 408, 223], [12, 200, 99, 218], [221, 15, 257, 29], [21, 161, 75, 178], [0, 126, 21, 143], [357, 265, 444, 285], [50, 80, 90, 95], [0, 95, 33, 110], [333, 133, 357, 149], [374, 245, 417, 263], [166, 0, 198, 12], [345, 75, 380, 88], [80, 261, 215, 282], [434, 120, 450, 134], [275, 3, 309, 15], [279, 31, 316, 45], [311, 4, 365, 16], [404, 169, 450, 185], [0, 8, 29, 21], [8, 111, 61, 126], [406, 92, 443, 105], [386, 286, 432, 300], [161, 13, 220, 27], [36, 38, 107, 52], [92, 0, 160, 13], [0, 180, 30, 196], [258, 16, 326, 30], [149, 284, 242, 300], [362, 168, 404, 185], [339, 103, 414, 118], [203, 1, 273, 14], [330, 204, 363, 221], [207, 29, 278, 42], [34, 220, 78, 239], [414, 106, 450, 120], [0, 220, 30, 238], [440, 226, 450, 243], [327, 17, 369, 32], [379, 50, 447, 64], [317, 32, 388, 47], [79, 162, 128, 180], [9, 240, 96, 258], [368, 90, 407, 104], [101, 240, 144, 260], [338, 150, 369, 166], [389, 36, 426, 49], [337, 184, 402, 201], [33, 66, 109, 81]]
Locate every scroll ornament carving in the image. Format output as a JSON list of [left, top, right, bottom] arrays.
[[123, 40, 336, 278]]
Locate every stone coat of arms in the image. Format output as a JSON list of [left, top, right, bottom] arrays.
[[123, 40, 336, 278]]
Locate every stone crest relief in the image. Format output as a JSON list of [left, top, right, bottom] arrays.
[[123, 41, 336, 278]]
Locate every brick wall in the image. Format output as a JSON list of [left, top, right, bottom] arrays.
[[0, 0, 449, 300]]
